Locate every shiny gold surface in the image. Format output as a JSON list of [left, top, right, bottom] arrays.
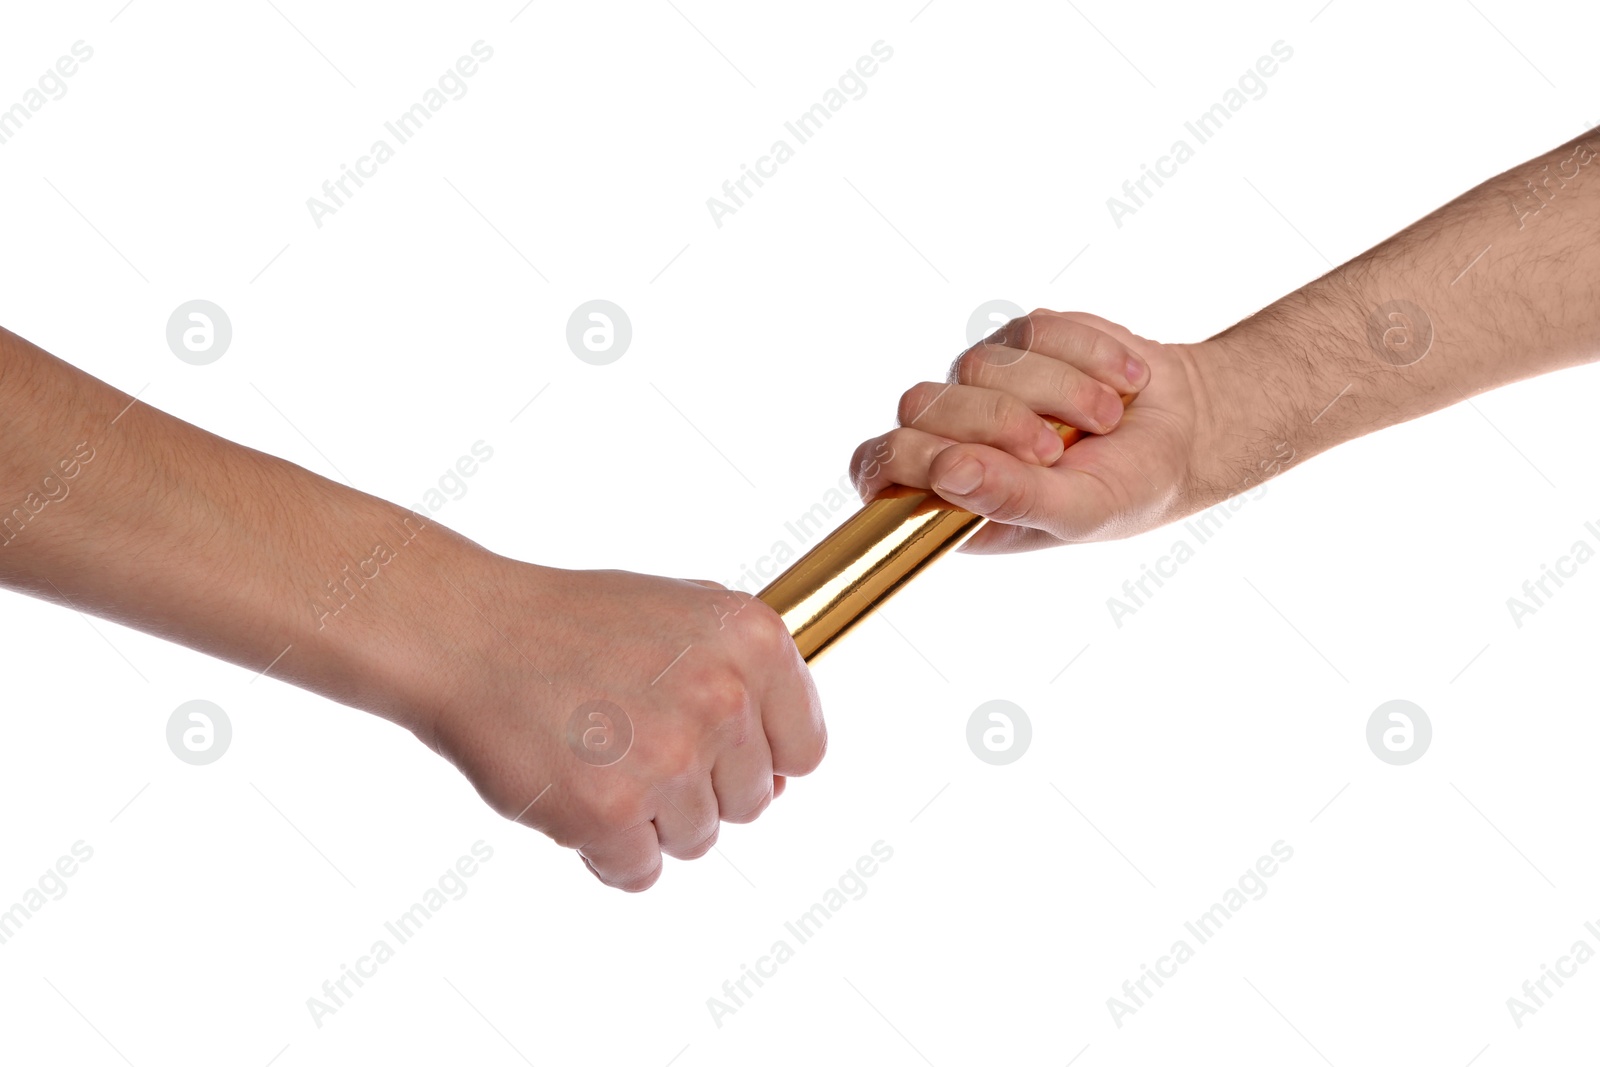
[[757, 486, 984, 662], [758, 406, 1128, 663]]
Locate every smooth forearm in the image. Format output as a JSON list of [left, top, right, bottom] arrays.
[[1196, 127, 1600, 485], [0, 326, 827, 892], [0, 326, 486, 736]]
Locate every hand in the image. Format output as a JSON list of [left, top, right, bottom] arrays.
[[413, 560, 825, 892], [0, 324, 825, 897], [852, 309, 1242, 553]]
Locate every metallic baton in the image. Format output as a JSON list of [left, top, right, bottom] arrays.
[[757, 399, 1131, 662]]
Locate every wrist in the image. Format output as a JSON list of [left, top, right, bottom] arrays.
[[1181, 302, 1370, 500], [276, 488, 514, 746], [1171, 333, 1286, 503]]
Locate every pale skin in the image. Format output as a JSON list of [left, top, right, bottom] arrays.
[[5, 128, 1592, 895], [0, 334, 825, 893], [855, 127, 1600, 552]]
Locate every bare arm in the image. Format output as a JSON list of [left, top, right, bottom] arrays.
[[1204, 127, 1600, 490], [853, 128, 1600, 551], [0, 327, 468, 723], [0, 328, 825, 891]]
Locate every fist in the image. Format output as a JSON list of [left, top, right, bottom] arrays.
[[852, 309, 1211, 553], [424, 563, 826, 892]]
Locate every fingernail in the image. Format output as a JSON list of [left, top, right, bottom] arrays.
[[1095, 390, 1125, 431], [1124, 355, 1148, 389], [1035, 423, 1065, 463], [937, 458, 984, 496]]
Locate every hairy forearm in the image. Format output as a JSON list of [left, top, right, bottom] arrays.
[[1197, 127, 1600, 486], [0, 327, 490, 735]]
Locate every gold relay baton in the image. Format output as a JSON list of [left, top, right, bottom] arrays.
[[757, 396, 1133, 663]]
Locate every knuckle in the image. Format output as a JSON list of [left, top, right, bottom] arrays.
[[1009, 314, 1041, 352], [849, 438, 873, 471], [1085, 329, 1125, 368], [724, 790, 772, 825], [614, 863, 663, 893], [590, 788, 648, 834], [793, 730, 827, 777], [850, 436, 887, 486], [954, 349, 985, 386], [980, 390, 1006, 425], [749, 598, 785, 639], [991, 394, 1036, 447], [1042, 355, 1076, 400], [897, 382, 932, 425], [901, 380, 950, 426], [877, 427, 916, 463], [980, 390, 1017, 433], [739, 600, 791, 655], [1020, 311, 1048, 346], [854, 432, 902, 491], [681, 825, 720, 858], [945, 349, 967, 384], [776, 711, 827, 778], [964, 337, 1021, 384], [651, 733, 700, 783], [692, 666, 753, 732]]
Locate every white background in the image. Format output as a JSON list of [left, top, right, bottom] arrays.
[[1, 1, 1597, 1064]]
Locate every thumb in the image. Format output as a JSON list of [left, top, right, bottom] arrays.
[[928, 442, 1116, 542]]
